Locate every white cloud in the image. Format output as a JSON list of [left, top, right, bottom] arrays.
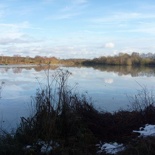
[[47, 0, 88, 20], [0, 21, 41, 30], [91, 12, 155, 24], [0, 21, 43, 45], [48, 12, 81, 20], [0, 35, 42, 45], [104, 42, 115, 48], [0, 44, 99, 58], [47, 0, 89, 21], [1, 39, 155, 59]]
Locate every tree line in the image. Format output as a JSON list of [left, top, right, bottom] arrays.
[[82, 52, 155, 66], [0, 55, 59, 65], [1, 52, 155, 66]]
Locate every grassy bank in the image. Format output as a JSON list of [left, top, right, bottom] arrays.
[[0, 69, 155, 155]]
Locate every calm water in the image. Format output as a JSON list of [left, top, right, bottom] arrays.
[[0, 65, 155, 130]]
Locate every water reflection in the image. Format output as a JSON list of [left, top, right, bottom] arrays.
[[0, 65, 59, 74], [0, 65, 155, 77], [0, 65, 155, 130], [104, 78, 114, 84], [89, 65, 155, 77]]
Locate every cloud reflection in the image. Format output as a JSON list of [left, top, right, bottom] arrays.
[[104, 78, 114, 84]]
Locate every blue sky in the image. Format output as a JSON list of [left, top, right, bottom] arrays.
[[0, 0, 155, 58]]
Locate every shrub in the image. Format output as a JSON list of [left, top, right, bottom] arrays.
[[15, 69, 97, 155]]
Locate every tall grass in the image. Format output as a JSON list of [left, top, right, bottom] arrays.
[[15, 69, 97, 154], [129, 84, 155, 111]]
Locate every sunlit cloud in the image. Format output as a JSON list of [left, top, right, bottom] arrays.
[[104, 42, 115, 49]]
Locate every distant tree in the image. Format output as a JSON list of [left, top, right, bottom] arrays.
[[13, 54, 21, 63], [131, 52, 139, 57]]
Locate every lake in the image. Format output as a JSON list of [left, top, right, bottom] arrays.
[[0, 65, 155, 130]]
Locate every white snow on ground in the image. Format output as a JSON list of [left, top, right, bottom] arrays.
[[133, 124, 155, 137], [41, 144, 53, 154], [25, 145, 31, 149], [25, 140, 59, 154], [97, 142, 125, 154], [96, 124, 155, 154], [37, 140, 57, 154]]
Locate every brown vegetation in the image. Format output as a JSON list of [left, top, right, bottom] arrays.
[[82, 52, 155, 66], [0, 55, 59, 65], [1, 52, 155, 67]]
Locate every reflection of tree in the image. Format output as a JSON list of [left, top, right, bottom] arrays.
[[0, 65, 155, 77], [0, 65, 59, 74], [0, 81, 5, 98], [0, 68, 11, 73], [34, 65, 59, 72], [12, 68, 22, 74], [4, 68, 9, 72], [89, 65, 155, 77]]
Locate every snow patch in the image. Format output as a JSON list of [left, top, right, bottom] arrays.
[[41, 144, 53, 154], [133, 124, 155, 137], [24, 139, 59, 154], [25, 145, 31, 149], [97, 142, 125, 154]]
